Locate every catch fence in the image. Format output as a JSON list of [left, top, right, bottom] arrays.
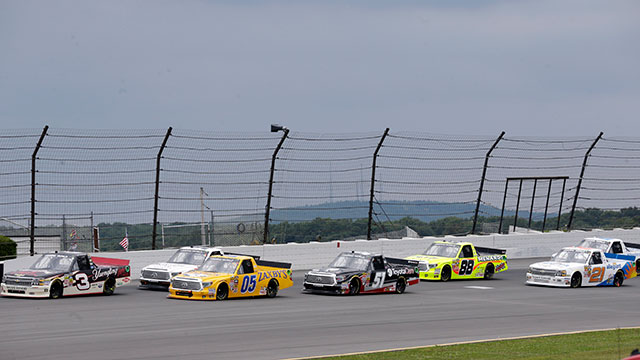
[[1, 127, 638, 254]]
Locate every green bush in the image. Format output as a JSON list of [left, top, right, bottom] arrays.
[[0, 235, 17, 260]]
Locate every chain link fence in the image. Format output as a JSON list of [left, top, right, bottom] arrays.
[[1, 127, 638, 253]]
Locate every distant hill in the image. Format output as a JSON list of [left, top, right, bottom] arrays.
[[270, 200, 538, 223]]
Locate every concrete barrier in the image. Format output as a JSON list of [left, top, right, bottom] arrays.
[[4, 228, 640, 277]]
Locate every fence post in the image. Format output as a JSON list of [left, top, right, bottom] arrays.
[[568, 132, 603, 230], [152, 127, 172, 250], [527, 179, 538, 229], [30, 125, 48, 256], [367, 128, 390, 240], [472, 131, 505, 234], [264, 127, 289, 244]]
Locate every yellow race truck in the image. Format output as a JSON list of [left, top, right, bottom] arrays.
[[168, 254, 292, 300]]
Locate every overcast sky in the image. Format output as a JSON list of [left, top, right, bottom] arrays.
[[1, 0, 638, 136]]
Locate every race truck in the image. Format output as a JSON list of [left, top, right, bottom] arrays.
[[406, 241, 507, 281], [168, 254, 292, 300], [1, 251, 130, 298], [140, 246, 223, 288], [575, 237, 640, 271], [526, 246, 637, 288], [303, 251, 420, 295]]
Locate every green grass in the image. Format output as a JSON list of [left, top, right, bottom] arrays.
[[316, 328, 640, 360]]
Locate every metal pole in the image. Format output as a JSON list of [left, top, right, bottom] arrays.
[[152, 127, 172, 250], [542, 179, 552, 232], [498, 179, 510, 234], [210, 210, 214, 246], [264, 128, 289, 244], [161, 223, 165, 249], [30, 125, 48, 256], [528, 179, 537, 229], [513, 179, 523, 233], [557, 178, 567, 230], [472, 131, 505, 234], [367, 128, 390, 240], [200, 187, 208, 245], [568, 132, 603, 230]]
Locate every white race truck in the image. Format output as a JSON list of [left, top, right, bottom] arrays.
[[527, 247, 637, 288], [140, 246, 223, 288], [576, 237, 640, 271]]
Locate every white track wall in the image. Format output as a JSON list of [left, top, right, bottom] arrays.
[[4, 228, 640, 276]]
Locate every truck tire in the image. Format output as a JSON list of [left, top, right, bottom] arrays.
[[49, 280, 63, 299], [570, 272, 581, 288], [216, 283, 229, 300], [441, 266, 451, 282], [484, 264, 495, 280], [348, 278, 361, 295], [103, 277, 116, 296], [395, 277, 406, 294], [614, 271, 624, 287], [266, 279, 278, 298]]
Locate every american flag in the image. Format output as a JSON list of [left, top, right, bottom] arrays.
[[119, 230, 129, 251]]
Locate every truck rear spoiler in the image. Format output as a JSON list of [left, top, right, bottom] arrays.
[[224, 252, 261, 261], [92, 257, 130, 267], [386, 257, 419, 267], [605, 253, 636, 262], [255, 259, 291, 269], [624, 242, 640, 250], [475, 246, 507, 255]]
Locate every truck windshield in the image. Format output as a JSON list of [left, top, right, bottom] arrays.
[[329, 254, 369, 271], [576, 239, 609, 252], [552, 249, 590, 264], [198, 257, 239, 273], [423, 243, 459, 258], [29, 254, 74, 272], [168, 249, 208, 265]]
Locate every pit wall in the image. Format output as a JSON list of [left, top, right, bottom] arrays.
[[4, 228, 640, 276]]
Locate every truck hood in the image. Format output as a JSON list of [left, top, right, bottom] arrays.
[[529, 261, 581, 271], [309, 268, 363, 278], [142, 262, 197, 273], [406, 255, 450, 265], [3, 269, 66, 280], [178, 271, 231, 282]]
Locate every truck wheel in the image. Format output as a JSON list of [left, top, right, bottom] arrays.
[[266, 279, 279, 298], [348, 278, 361, 295], [484, 264, 495, 280], [49, 280, 63, 299], [395, 277, 406, 294], [570, 272, 581, 288], [614, 272, 624, 287], [216, 283, 229, 300], [636, 260, 640, 274], [441, 266, 451, 282], [103, 277, 116, 296]]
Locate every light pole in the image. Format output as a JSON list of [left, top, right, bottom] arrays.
[[200, 187, 208, 246], [264, 124, 289, 244]]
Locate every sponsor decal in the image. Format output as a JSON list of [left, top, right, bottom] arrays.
[[478, 255, 504, 261], [389, 268, 415, 276], [257, 269, 289, 282], [495, 262, 506, 272], [92, 267, 118, 280]]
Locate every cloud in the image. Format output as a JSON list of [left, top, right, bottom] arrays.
[[1, 0, 638, 135]]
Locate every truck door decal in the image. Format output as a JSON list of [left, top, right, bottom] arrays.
[[589, 266, 605, 283], [240, 274, 257, 293], [459, 260, 474, 275]]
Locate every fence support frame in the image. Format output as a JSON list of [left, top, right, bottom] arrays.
[[264, 128, 289, 243], [472, 131, 505, 234], [568, 132, 603, 230], [30, 125, 48, 256], [367, 128, 390, 240], [152, 127, 172, 250]]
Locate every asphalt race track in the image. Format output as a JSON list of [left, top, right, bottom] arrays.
[[2, 258, 640, 360]]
